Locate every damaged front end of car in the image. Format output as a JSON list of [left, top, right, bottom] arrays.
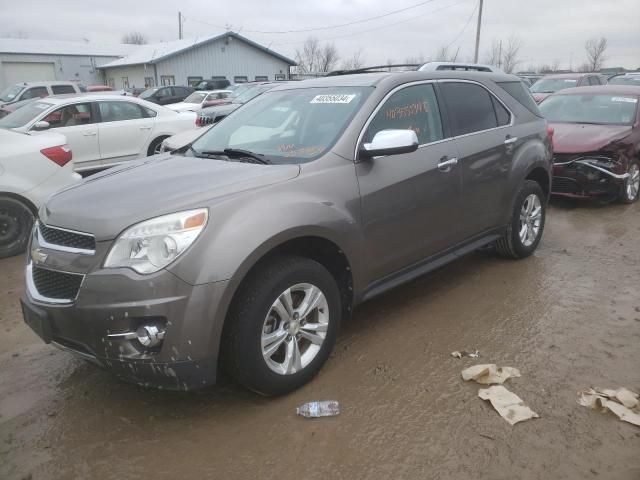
[[552, 152, 630, 198]]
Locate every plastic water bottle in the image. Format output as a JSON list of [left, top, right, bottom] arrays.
[[296, 400, 340, 418]]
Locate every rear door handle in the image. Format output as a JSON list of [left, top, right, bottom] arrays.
[[504, 136, 518, 145], [437, 157, 458, 171], [140, 126, 152, 130], [83, 131, 97, 137]]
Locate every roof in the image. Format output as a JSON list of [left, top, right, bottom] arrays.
[[553, 85, 640, 96], [29, 93, 150, 104], [541, 73, 598, 79], [97, 32, 296, 69], [0, 38, 136, 57]]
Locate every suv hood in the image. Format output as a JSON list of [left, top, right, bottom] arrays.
[[550, 122, 633, 153], [42, 154, 300, 240]]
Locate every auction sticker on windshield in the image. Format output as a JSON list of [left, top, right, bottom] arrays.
[[611, 96, 638, 103], [310, 94, 356, 104]]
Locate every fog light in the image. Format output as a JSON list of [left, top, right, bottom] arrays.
[[136, 325, 165, 348]]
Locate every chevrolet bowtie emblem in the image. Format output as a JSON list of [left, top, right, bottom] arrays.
[[31, 247, 48, 265]]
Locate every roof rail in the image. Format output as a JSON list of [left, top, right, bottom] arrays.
[[327, 64, 420, 76]]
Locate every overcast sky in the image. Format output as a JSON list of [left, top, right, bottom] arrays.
[[1, 0, 639, 70]]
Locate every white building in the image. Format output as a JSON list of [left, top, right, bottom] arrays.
[[0, 32, 296, 92], [0, 39, 135, 90], [98, 32, 296, 90]]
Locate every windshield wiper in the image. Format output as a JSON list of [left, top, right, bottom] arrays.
[[222, 148, 272, 164]]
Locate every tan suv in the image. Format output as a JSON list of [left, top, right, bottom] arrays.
[[0, 81, 82, 107]]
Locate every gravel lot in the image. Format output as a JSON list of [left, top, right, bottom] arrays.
[[1, 199, 639, 480]]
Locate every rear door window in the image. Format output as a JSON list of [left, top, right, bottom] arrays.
[[51, 85, 76, 95], [364, 83, 444, 145], [98, 101, 147, 122], [21, 87, 48, 100], [440, 82, 498, 136]]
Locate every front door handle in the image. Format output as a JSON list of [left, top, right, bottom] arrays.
[[504, 136, 518, 145], [140, 126, 152, 130], [437, 157, 458, 171], [83, 131, 97, 137]]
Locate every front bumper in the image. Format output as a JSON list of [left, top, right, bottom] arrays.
[[552, 160, 628, 198], [22, 226, 230, 390]]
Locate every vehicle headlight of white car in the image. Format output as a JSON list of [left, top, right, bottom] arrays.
[[104, 208, 208, 274]]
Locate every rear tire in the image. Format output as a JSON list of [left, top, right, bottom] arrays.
[[147, 136, 168, 156], [618, 160, 639, 204], [496, 180, 546, 259], [0, 196, 35, 259], [222, 256, 341, 396]]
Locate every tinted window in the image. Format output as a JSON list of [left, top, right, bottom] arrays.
[[365, 83, 443, 144], [52, 85, 76, 95], [492, 97, 510, 126], [22, 87, 48, 100], [98, 101, 146, 122], [441, 82, 497, 136], [497, 81, 541, 115], [43, 103, 94, 127]]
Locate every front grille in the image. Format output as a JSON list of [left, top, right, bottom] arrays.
[[39, 224, 95, 251], [552, 176, 581, 194], [32, 266, 83, 300]]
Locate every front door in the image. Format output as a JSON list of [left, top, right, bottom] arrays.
[[97, 100, 154, 164], [356, 83, 462, 282], [439, 81, 514, 238], [34, 102, 100, 168]]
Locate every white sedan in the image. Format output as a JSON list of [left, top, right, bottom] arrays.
[[0, 94, 197, 172], [166, 90, 232, 113], [0, 129, 81, 258]]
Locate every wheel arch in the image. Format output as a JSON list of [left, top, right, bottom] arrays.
[[525, 166, 551, 201], [0, 191, 38, 215]]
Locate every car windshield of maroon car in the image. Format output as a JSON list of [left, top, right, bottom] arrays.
[[539, 93, 638, 125]]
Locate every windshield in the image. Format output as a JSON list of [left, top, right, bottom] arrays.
[[530, 78, 579, 93], [609, 75, 640, 86], [189, 86, 372, 164], [0, 85, 25, 102], [234, 84, 275, 104], [184, 92, 207, 104], [0, 101, 52, 128], [139, 88, 159, 99], [539, 94, 638, 125]]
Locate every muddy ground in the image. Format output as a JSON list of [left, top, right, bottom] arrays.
[[1, 199, 639, 480]]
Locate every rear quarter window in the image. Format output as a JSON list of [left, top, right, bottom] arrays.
[[497, 81, 542, 116]]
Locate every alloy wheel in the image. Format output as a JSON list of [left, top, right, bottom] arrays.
[[519, 193, 542, 247], [626, 163, 639, 201], [261, 283, 329, 375]]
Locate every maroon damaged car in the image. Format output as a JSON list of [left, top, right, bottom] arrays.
[[539, 85, 640, 203]]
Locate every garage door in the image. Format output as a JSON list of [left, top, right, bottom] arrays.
[[2, 62, 56, 88]]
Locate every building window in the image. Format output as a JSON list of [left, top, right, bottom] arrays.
[[121, 77, 129, 89], [144, 77, 155, 88], [255, 76, 268, 81], [234, 76, 248, 83], [274, 73, 286, 81], [107, 78, 115, 88], [160, 75, 175, 86], [187, 76, 203, 87]]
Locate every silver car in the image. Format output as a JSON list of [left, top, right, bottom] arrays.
[[22, 70, 552, 395]]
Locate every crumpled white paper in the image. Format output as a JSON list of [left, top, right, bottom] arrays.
[[478, 385, 540, 425], [451, 350, 479, 359], [578, 387, 640, 427], [461, 364, 521, 384]]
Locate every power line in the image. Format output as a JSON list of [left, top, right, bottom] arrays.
[[184, 0, 443, 34], [444, 0, 479, 50], [270, 0, 472, 46]]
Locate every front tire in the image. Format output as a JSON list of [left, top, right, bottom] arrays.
[[0, 196, 35, 259], [223, 256, 341, 396], [496, 180, 546, 259], [619, 160, 639, 204]]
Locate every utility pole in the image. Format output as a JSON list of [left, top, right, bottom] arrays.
[[498, 39, 502, 68], [178, 11, 183, 39], [473, 0, 484, 63]]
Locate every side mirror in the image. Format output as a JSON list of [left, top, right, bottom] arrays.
[[32, 121, 50, 131], [360, 129, 419, 159]]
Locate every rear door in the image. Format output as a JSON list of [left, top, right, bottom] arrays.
[[439, 81, 514, 238], [34, 101, 100, 168], [356, 82, 462, 281], [97, 100, 154, 164]]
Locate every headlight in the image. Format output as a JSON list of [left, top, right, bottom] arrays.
[[104, 209, 208, 274]]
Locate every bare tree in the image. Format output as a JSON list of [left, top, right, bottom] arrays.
[[584, 37, 608, 71], [501, 36, 522, 73], [550, 59, 560, 72], [122, 32, 147, 45], [433, 46, 459, 62], [295, 37, 339, 73], [484, 40, 502, 67], [404, 53, 427, 65], [341, 49, 365, 70], [3, 30, 29, 39]]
